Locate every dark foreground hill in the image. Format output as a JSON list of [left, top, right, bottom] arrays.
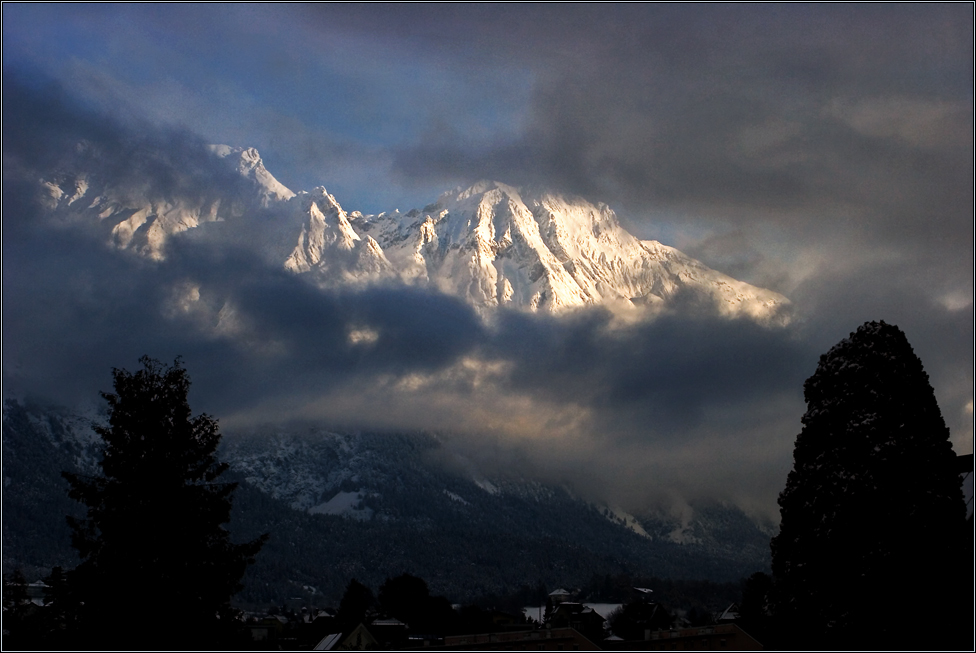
[[2, 398, 772, 605]]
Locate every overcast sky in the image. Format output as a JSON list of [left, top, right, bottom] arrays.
[[3, 5, 972, 520]]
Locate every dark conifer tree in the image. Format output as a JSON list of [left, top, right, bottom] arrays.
[[737, 572, 775, 648], [378, 573, 456, 635], [63, 356, 266, 649], [771, 321, 965, 649], [336, 578, 375, 634], [378, 573, 431, 628]]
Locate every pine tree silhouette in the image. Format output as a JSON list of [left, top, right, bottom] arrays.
[[63, 356, 266, 648], [771, 322, 965, 649], [336, 578, 375, 634]]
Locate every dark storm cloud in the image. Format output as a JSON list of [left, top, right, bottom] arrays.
[[2, 73, 486, 413], [4, 160, 806, 442], [357, 5, 973, 444], [2, 69, 255, 205], [3, 189, 803, 415], [318, 4, 972, 282], [488, 307, 809, 433], [2, 196, 488, 415], [3, 8, 971, 517], [789, 255, 974, 438]]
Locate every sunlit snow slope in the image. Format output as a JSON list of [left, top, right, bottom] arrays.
[[39, 145, 789, 320]]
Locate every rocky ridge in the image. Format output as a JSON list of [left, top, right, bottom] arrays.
[[38, 145, 789, 321]]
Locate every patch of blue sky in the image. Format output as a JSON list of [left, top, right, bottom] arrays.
[[3, 2, 534, 206]]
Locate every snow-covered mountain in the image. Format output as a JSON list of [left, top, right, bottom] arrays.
[[208, 145, 296, 207], [2, 398, 773, 602], [38, 144, 789, 320], [282, 187, 398, 286], [39, 144, 291, 260], [352, 181, 786, 318], [220, 426, 774, 556]]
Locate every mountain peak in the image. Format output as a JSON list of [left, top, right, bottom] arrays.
[[349, 180, 789, 319], [209, 144, 295, 205], [36, 142, 789, 321]]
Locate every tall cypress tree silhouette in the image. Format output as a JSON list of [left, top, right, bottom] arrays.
[[771, 321, 965, 649], [63, 356, 266, 648]]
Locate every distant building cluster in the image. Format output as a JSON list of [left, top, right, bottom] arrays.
[[224, 585, 763, 651]]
